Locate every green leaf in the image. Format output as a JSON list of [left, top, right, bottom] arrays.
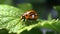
[[0, 5, 60, 34], [0, 5, 25, 34]]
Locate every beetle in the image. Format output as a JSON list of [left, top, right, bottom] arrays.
[[20, 10, 38, 21]]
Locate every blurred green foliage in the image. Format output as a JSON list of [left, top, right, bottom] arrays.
[[55, 6, 60, 19], [0, 0, 12, 5], [18, 3, 32, 11], [0, 0, 60, 34]]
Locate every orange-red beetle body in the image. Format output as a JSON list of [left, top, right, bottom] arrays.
[[21, 10, 38, 20]]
